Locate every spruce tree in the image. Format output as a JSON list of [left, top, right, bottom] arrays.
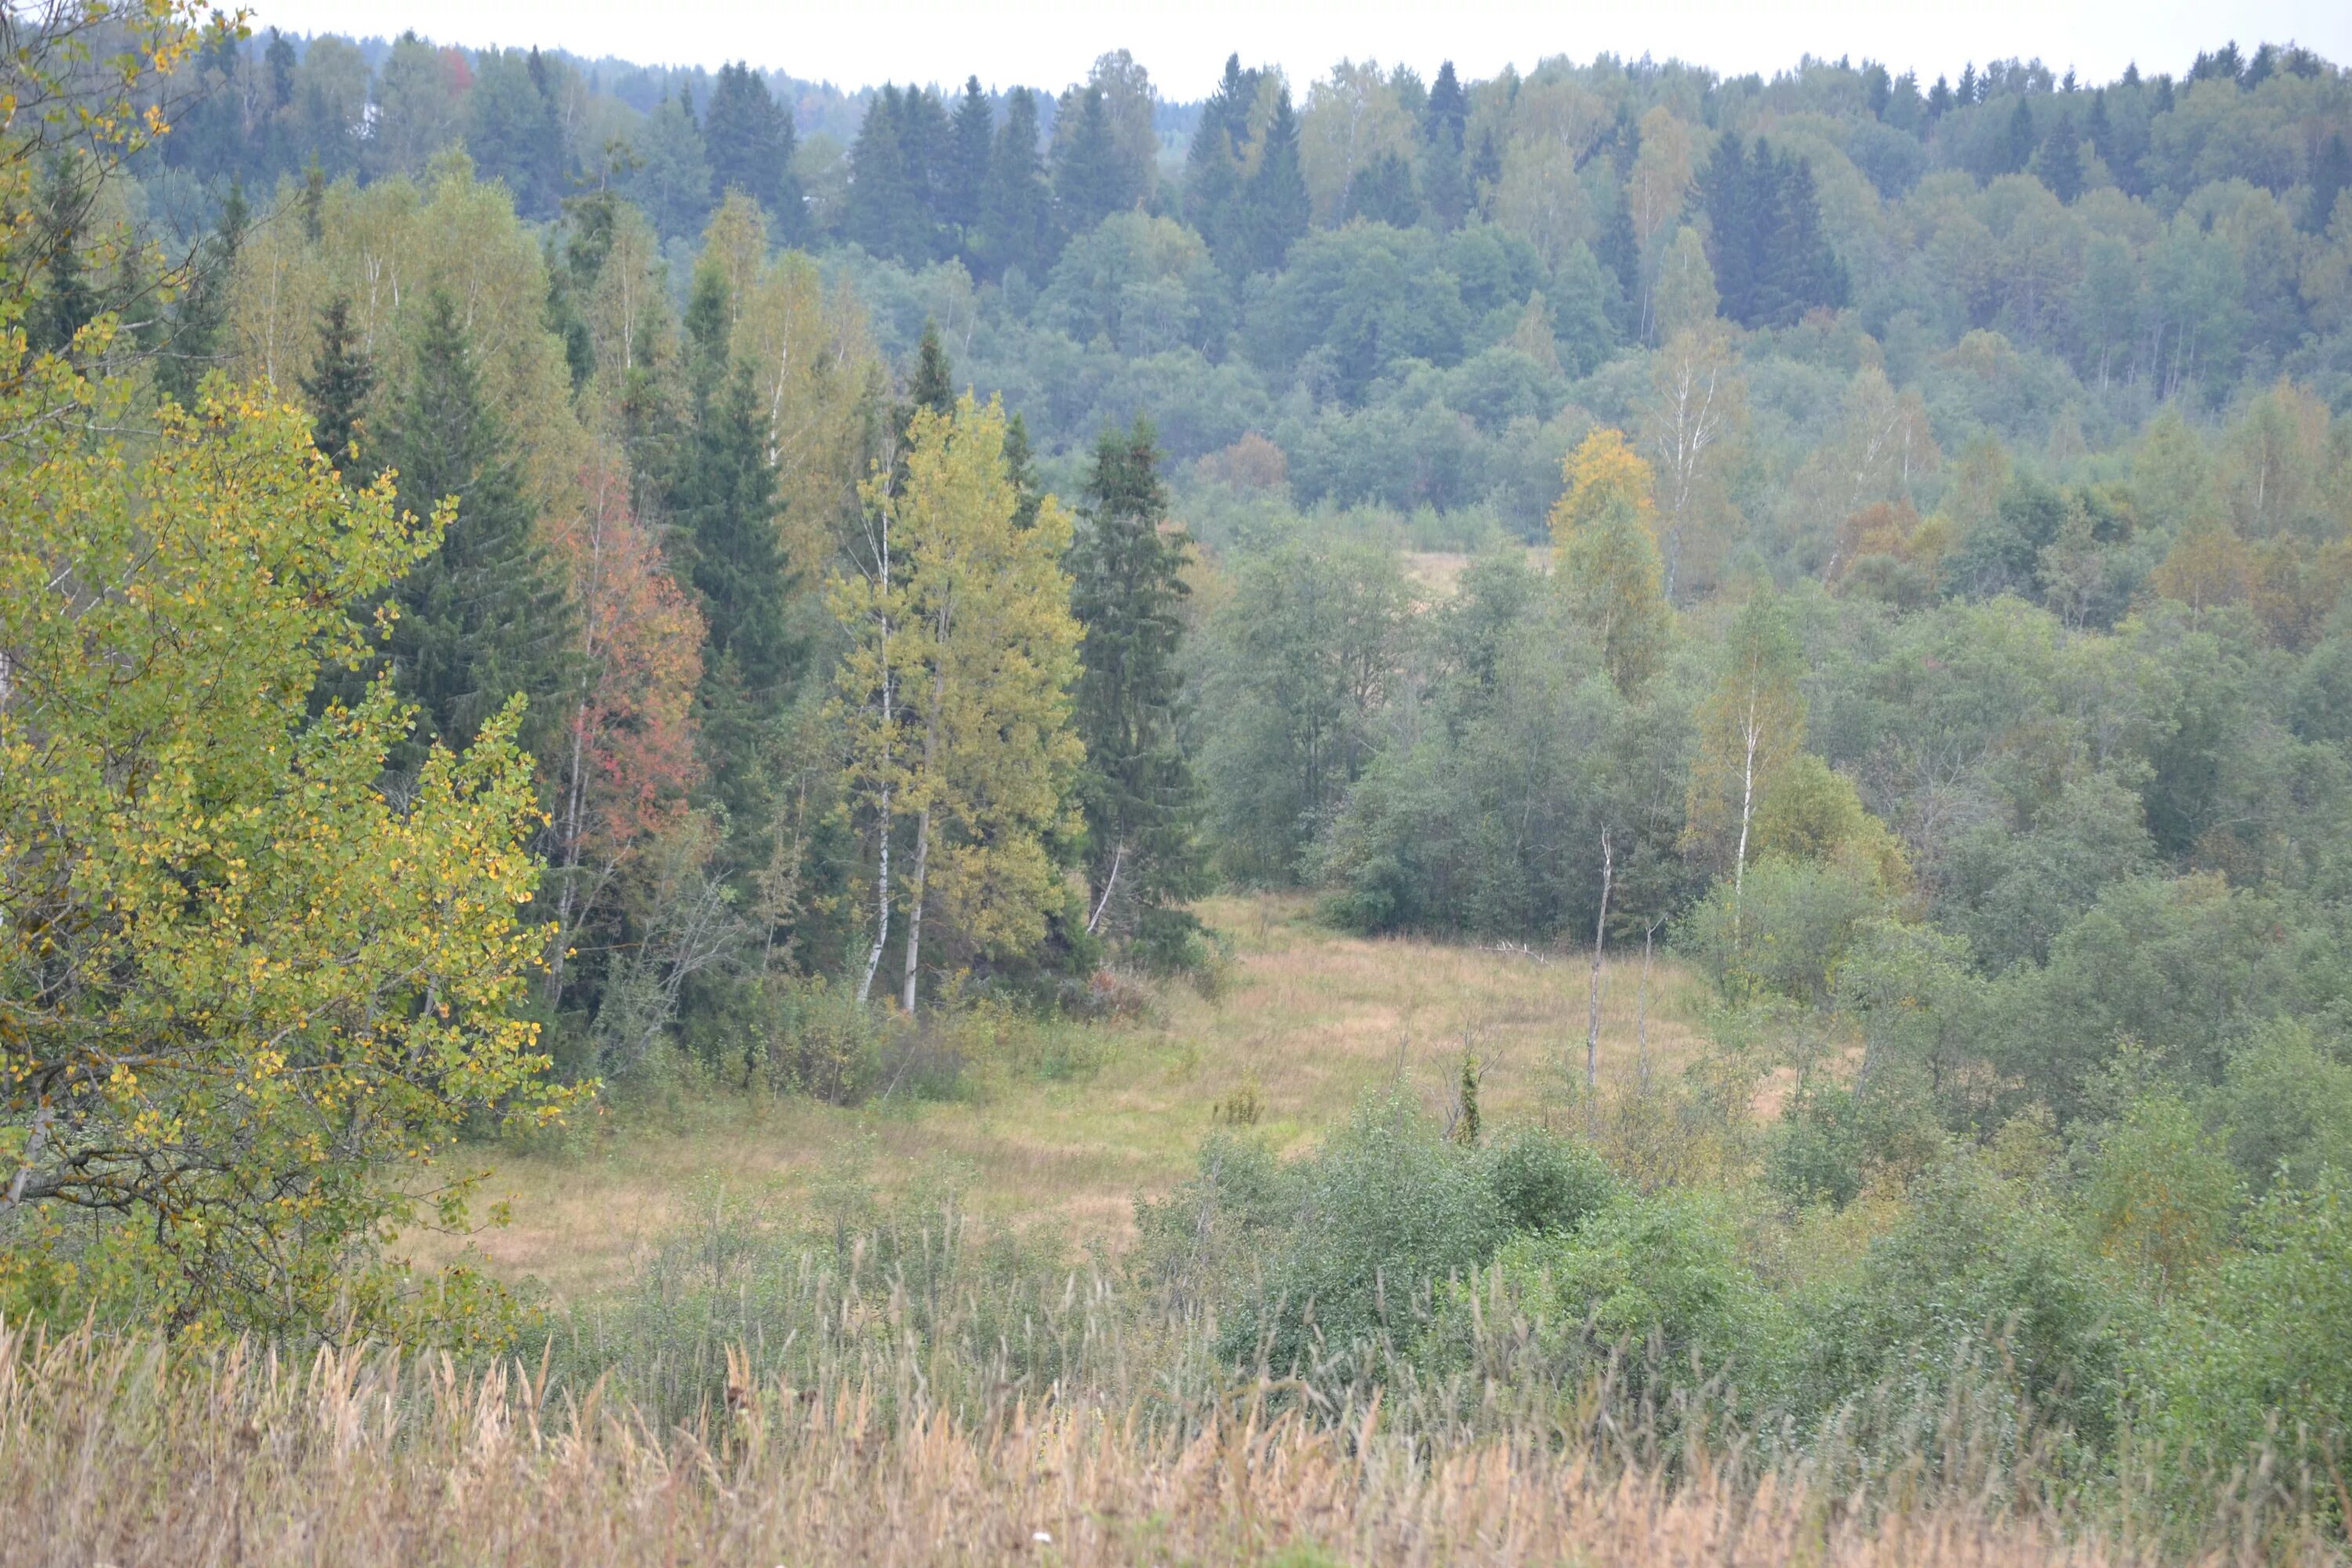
[[2003, 96, 2037, 175], [1070, 418, 1204, 963], [977, 86, 1051, 279], [1054, 84, 1127, 237], [946, 77, 993, 243], [846, 86, 937, 263], [908, 319, 955, 416], [1187, 56, 1258, 268], [1243, 87, 1309, 274], [705, 61, 804, 241], [157, 180, 245, 405], [299, 295, 376, 477], [385, 289, 573, 761], [2040, 123, 2085, 202], [2307, 132, 2350, 234]]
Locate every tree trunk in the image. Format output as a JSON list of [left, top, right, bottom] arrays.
[[1733, 681, 1760, 927], [1636, 920, 1657, 1093], [901, 804, 931, 1012], [1586, 827, 1613, 1101]]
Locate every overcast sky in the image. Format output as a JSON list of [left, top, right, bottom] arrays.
[[247, 0, 2352, 100]]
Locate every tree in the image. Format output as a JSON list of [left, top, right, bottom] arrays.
[[704, 61, 804, 242], [298, 295, 376, 477], [1550, 429, 1671, 694], [2305, 131, 2350, 234], [1070, 419, 1205, 963], [845, 85, 939, 264], [1, 376, 570, 1341], [384, 289, 574, 762], [1054, 84, 1128, 237], [977, 86, 1052, 280], [1241, 86, 1311, 275], [1639, 325, 1745, 599], [1684, 588, 1808, 913], [945, 76, 993, 244], [831, 396, 1083, 1008]]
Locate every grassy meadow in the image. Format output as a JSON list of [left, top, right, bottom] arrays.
[[416, 894, 1717, 1299]]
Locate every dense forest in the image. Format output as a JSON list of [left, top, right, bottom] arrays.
[[9, 4, 2352, 1555]]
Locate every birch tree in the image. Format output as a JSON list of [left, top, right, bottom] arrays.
[[1683, 588, 1808, 916]]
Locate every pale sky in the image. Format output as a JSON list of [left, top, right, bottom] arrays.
[[249, 0, 2350, 98]]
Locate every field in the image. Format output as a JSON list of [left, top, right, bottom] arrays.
[[416, 894, 1718, 1299]]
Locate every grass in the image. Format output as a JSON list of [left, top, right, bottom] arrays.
[[411, 894, 1718, 1301], [13, 1318, 2332, 1568]]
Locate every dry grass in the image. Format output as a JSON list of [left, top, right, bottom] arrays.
[[6, 1319, 2323, 1568], [412, 894, 1717, 1300]]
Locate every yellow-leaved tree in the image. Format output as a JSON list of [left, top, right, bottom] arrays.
[[1551, 428, 1671, 694], [0, 361, 572, 1342], [833, 395, 1083, 1010]]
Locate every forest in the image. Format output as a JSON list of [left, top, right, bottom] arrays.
[[6, 2, 2352, 1561]]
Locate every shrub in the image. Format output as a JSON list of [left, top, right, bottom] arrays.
[[1479, 1125, 1619, 1236]]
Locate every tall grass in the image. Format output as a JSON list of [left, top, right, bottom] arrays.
[[7, 1311, 2334, 1567]]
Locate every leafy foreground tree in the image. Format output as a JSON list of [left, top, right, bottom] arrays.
[[0, 363, 572, 1343], [832, 394, 1083, 1009]]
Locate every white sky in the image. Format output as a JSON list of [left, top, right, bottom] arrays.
[[248, 0, 2351, 99]]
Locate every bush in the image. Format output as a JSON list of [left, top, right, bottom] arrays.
[[1214, 1095, 1506, 1376], [1479, 1125, 1619, 1236], [1423, 1188, 1788, 1415], [1797, 1155, 2135, 1454]]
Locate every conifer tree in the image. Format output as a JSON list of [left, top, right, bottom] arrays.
[[2039, 122, 2085, 202], [299, 294, 376, 477], [157, 181, 244, 405], [1070, 419, 1205, 961], [1054, 84, 1127, 237], [2307, 132, 2350, 234], [385, 289, 573, 761], [977, 86, 1051, 279], [846, 85, 938, 263], [1187, 55, 1258, 269], [1242, 86, 1309, 274], [704, 61, 804, 241], [946, 77, 993, 243], [908, 318, 955, 416]]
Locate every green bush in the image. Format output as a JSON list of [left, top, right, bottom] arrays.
[[1214, 1096, 1506, 1376], [1479, 1124, 1619, 1236], [1797, 1155, 2135, 1454]]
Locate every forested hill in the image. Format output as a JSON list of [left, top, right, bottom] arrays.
[[137, 33, 2352, 538]]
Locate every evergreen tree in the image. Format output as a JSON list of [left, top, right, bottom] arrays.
[[1596, 185, 1640, 328], [385, 289, 573, 760], [26, 158, 93, 357], [704, 61, 804, 241], [1187, 55, 1258, 270], [299, 295, 376, 477], [899, 84, 953, 236], [1342, 152, 1421, 228], [976, 86, 1051, 280], [1241, 86, 1309, 274], [1070, 418, 1205, 962], [2040, 122, 2085, 202], [946, 77, 994, 243], [908, 318, 955, 416], [846, 85, 938, 263], [2307, 132, 2351, 234], [1700, 133, 1844, 328], [1424, 61, 1468, 150], [2003, 96, 2037, 175], [157, 180, 245, 406], [1054, 84, 1127, 236]]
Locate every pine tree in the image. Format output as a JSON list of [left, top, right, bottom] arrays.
[[385, 289, 574, 761], [299, 295, 376, 477], [1242, 87, 1309, 274], [1054, 84, 1127, 237], [977, 86, 1052, 280], [946, 77, 993, 244], [1070, 419, 1205, 963]]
